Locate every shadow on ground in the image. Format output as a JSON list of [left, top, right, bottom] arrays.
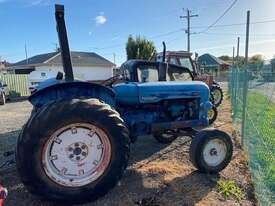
[[0, 131, 217, 206]]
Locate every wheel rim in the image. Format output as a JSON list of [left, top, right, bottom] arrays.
[[208, 109, 215, 120], [42, 123, 111, 187], [203, 138, 227, 167], [213, 89, 222, 104]]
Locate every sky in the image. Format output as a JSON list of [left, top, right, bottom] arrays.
[[1, 0, 275, 65]]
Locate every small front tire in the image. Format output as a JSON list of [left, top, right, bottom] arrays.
[[189, 129, 233, 173]]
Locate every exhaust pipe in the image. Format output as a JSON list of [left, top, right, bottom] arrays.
[[162, 41, 166, 63], [55, 4, 74, 81]]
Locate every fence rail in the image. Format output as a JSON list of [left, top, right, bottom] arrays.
[[229, 68, 275, 206], [0, 74, 30, 97]]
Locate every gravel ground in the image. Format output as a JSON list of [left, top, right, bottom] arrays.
[[0, 94, 257, 206]]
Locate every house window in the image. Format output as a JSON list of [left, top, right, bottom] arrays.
[[41, 72, 46, 77]]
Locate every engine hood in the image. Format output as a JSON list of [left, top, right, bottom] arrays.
[[113, 81, 210, 105]]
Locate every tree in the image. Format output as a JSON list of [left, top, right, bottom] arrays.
[[219, 55, 232, 62], [126, 35, 156, 60], [249, 54, 264, 65], [249, 54, 264, 71]]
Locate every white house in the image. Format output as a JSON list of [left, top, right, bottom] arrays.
[[10, 51, 116, 82]]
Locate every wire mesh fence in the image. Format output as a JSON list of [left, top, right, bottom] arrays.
[[229, 66, 275, 206]]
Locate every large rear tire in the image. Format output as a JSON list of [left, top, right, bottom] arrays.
[[189, 129, 233, 173], [16, 99, 130, 204]]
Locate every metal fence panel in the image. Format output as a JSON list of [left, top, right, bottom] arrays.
[[0, 74, 30, 97], [229, 67, 275, 206]]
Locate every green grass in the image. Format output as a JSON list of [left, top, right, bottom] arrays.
[[245, 93, 275, 193], [232, 91, 275, 203], [217, 179, 244, 201]]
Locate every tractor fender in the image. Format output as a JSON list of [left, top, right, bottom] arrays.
[[29, 81, 116, 108]]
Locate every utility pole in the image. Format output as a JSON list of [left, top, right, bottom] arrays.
[[113, 53, 116, 65], [180, 9, 198, 52], [236, 37, 240, 64], [241, 10, 250, 146], [24, 43, 29, 64], [232, 46, 235, 66]]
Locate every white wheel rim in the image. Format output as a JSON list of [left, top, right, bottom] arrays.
[[213, 89, 222, 104], [203, 138, 227, 167], [42, 123, 111, 187], [208, 109, 215, 120]]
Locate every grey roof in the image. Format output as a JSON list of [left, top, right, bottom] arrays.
[[13, 51, 115, 67], [198, 53, 229, 66]]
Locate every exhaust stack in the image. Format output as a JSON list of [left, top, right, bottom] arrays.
[[162, 41, 166, 63], [55, 4, 74, 81]]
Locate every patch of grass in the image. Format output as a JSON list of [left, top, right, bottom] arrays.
[[217, 179, 245, 201], [231, 91, 275, 202]]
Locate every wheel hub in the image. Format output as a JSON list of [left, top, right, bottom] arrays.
[[42, 123, 111, 187], [203, 138, 227, 167], [210, 148, 217, 156], [67, 142, 89, 162]]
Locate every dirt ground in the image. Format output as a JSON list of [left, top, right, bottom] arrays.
[[0, 94, 257, 206]]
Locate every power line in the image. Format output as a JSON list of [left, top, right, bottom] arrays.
[[200, 32, 275, 37], [191, 19, 275, 29], [198, 0, 238, 33]]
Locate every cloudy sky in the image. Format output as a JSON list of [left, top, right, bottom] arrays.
[[1, 0, 275, 65]]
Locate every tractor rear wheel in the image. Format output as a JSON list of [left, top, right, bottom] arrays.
[[16, 99, 130, 204], [0, 93, 6, 105], [189, 129, 233, 173], [211, 85, 223, 107]]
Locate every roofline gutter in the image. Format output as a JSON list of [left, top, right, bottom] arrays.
[[10, 63, 116, 69]]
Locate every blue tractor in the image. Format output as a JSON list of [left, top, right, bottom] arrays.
[[16, 5, 233, 204]]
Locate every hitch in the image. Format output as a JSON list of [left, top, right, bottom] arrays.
[[55, 4, 74, 82]]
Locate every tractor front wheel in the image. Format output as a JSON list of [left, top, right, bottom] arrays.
[[189, 129, 233, 173], [16, 99, 130, 204]]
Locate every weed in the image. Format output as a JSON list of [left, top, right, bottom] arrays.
[[217, 179, 245, 201]]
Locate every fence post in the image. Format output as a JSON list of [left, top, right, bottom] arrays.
[[241, 10, 250, 146]]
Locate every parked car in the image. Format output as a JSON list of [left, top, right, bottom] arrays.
[[0, 80, 10, 105]]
